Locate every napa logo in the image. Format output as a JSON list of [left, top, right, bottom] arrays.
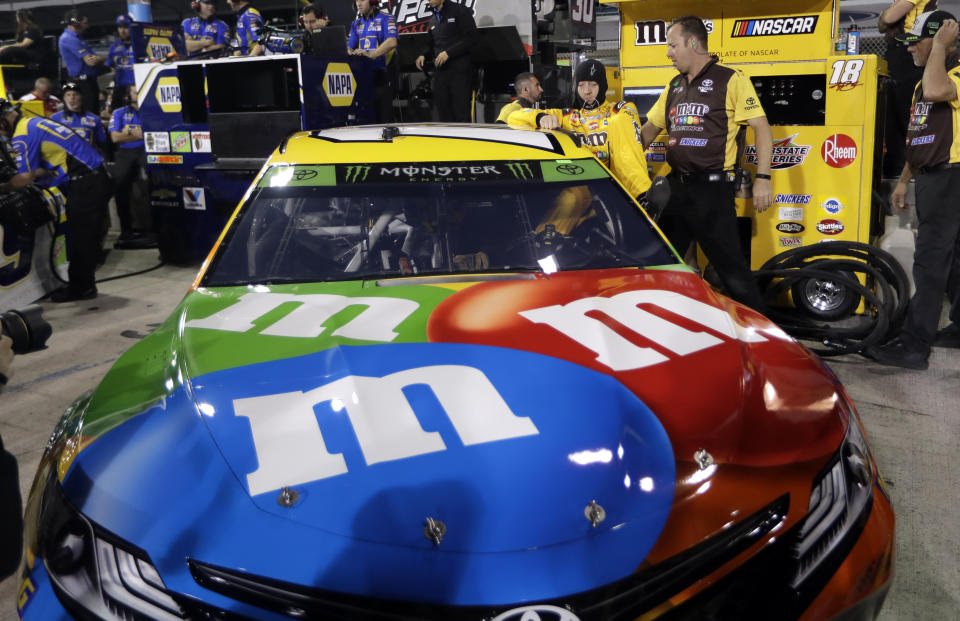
[[155, 76, 181, 113], [323, 62, 356, 107]]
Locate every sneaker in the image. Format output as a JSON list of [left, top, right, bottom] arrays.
[[48, 287, 98, 303], [864, 337, 929, 370], [934, 323, 960, 348]]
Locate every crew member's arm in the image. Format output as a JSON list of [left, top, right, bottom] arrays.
[[607, 102, 652, 197], [109, 111, 142, 144], [922, 19, 960, 101], [746, 115, 773, 211], [415, 17, 436, 70], [246, 11, 265, 56], [200, 21, 229, 53], [183, 20, 208, 53], [507, 107, 563, 128], [891, 161, 913, 209], [435, 4, 477, 67], [361, 15, 398, 59], [69, 36, 104, 67], [878, 0, 917, 33], [0, 35, 35, 53], [640, 85, 669, 149], [0, 136, 42, 191]]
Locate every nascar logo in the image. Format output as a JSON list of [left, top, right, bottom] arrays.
[[731, 15, 818, 37]]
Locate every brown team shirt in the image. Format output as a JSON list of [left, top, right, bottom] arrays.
[[647, 56, 766, 174], [904, 52, 960, 170]]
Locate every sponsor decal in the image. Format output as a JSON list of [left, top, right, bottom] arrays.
[[821, 198, 844, 214], [155, 76, 181, 113], [679, 138, 708, 146], [182, 187, 206, 210], [648, 141, 666, 152], [822, 134, 857, 168], [776, 221, 805, 234], [745, 134, 811, 169], [146, 154, 183, 164], [731, 15, 818, 37], [581, 132, 608, 148], [151, 188, 177, 199], [817, 219, 845, 235], [779, 206, 804, 220], [775, 193, 811, 204], [393, 0, 476, 34], [146, 36, 175, 61], [646, 153, 666, 162], [909, 101, 931, 130], [191, 131, 211, 152], [588, 121, 599, 130], [668, 137, 678, 146], [170, 131, 191, 153], [634, 19, 668, 45], [144, 131, 169, 153], [519, 289, 767, 372], [669, 102, 709, 127], [779, 236, 803, 247], [492, 606, 581, 621], [322, 62, 357, 107], [910, 134, 935, 145]]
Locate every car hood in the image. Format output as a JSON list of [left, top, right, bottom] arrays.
[[59, 268, 846, 603]]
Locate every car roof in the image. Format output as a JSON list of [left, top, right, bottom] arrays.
[[272, 123, 593, 164]]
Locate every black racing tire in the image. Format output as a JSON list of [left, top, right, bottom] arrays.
[[791, 270, 862, 320]]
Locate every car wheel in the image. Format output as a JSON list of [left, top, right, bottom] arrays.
[[791, 271, 861, 320]]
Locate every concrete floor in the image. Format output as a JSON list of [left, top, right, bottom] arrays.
[[0, 246, 958, 620]]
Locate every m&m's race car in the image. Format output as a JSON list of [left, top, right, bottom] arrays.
[[18, 125, 893, 620]]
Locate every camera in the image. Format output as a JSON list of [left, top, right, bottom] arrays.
[[1, 305, 51, 354]]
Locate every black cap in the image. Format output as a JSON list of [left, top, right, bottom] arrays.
[[573, 59, 608, 107], [897, 10, 956, 43]]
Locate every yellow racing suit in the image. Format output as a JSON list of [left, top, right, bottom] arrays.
[[507, 101, 651, 197]]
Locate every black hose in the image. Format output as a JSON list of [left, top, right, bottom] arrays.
[[754, 241, 910, 357]]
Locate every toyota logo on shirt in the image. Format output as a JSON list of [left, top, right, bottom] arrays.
[[821, 134, 857, 168]]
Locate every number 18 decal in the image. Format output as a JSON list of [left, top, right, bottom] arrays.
[[829, 59, 864, 91]]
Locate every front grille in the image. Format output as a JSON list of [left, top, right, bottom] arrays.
[[186, 495, 789, 621]]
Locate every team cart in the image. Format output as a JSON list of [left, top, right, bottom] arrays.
[[608, 0, 903, 330], [16, 123, 893, 620]]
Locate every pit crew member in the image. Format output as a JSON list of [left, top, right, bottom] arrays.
[[508, 59, 652, 201], [869, 11, 960, 368], [51, 82, 108, 151], [496, 72, 543, 123], [348, 0, 398, 123], [183, 0, 230, 57], [415, 0, 478, 122], [226, 0, 264, 56], [639, 15, 772, 312], [109, 85, 149, 249], [106, 15, 136, 111], [0, 100, 111, 302], [58, 9, 105, 117], [300, 3, 329, 32]]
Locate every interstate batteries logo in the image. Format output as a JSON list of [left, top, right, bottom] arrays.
[[744, 134, 811, 169], [731, 15, 818, 37]]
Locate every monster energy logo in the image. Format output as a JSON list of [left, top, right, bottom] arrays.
[[343, 165, 371, 183], [506, 162, 534, 180]]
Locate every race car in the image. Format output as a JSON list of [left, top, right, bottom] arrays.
[[17, 124, 893, 621]]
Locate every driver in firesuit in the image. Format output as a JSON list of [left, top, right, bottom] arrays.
[[507, 59, 651, 200]]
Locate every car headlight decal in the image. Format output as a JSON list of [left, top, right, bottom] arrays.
[[790, 410, 874, 589], [38, 471, 185, 620]]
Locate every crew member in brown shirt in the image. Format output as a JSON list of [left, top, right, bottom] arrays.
[[868, 10, 960, 369], [640, 15, 772, 312]]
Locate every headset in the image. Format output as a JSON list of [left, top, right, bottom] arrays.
[[298, 4, 326, 29], [191, 0, 215, 13], [62, 10, 82, 27]]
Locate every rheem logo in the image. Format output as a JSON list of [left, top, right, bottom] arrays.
[[821, 134, 857, 168]]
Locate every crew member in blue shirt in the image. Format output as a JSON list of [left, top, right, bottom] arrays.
[[58, 10, 106, 117], [109, 85, 150, 248], [51, 82, 108, 152], [348, 0, 398, 122], [0, 100, 112, 301], [226, 0, 264, 56], [106, 15, 136, 111], [182, 0, 231, 57]]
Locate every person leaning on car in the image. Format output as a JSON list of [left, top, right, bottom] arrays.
[[496, 72, 543, 123], [639, 15, 772, 313], [415, 0, 478, 122], [507, 59, 652, 205], [867, 11, 960, 369]]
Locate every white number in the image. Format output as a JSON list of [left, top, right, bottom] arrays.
[[236, 365, 539, 495], [186, 292, 419, 341], [829, 59, 864, 85], [571, 0, 593, 24], [519, 290, 767, 371]]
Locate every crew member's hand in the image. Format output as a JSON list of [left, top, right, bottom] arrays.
[[434, 51, 449, 67], [415, 55, 425, 70], [890, 180, 909, 210], [538, 115, 559, 130], [318, 17, 329, 28], [934, 19, 959, 49], [752, 178, 773, 212]]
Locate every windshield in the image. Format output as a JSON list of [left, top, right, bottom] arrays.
[[202, 159, 678, 286]]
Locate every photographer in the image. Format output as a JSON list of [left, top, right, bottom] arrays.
[[0, 99, 111, 302], [0, 324, 22, 581]]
